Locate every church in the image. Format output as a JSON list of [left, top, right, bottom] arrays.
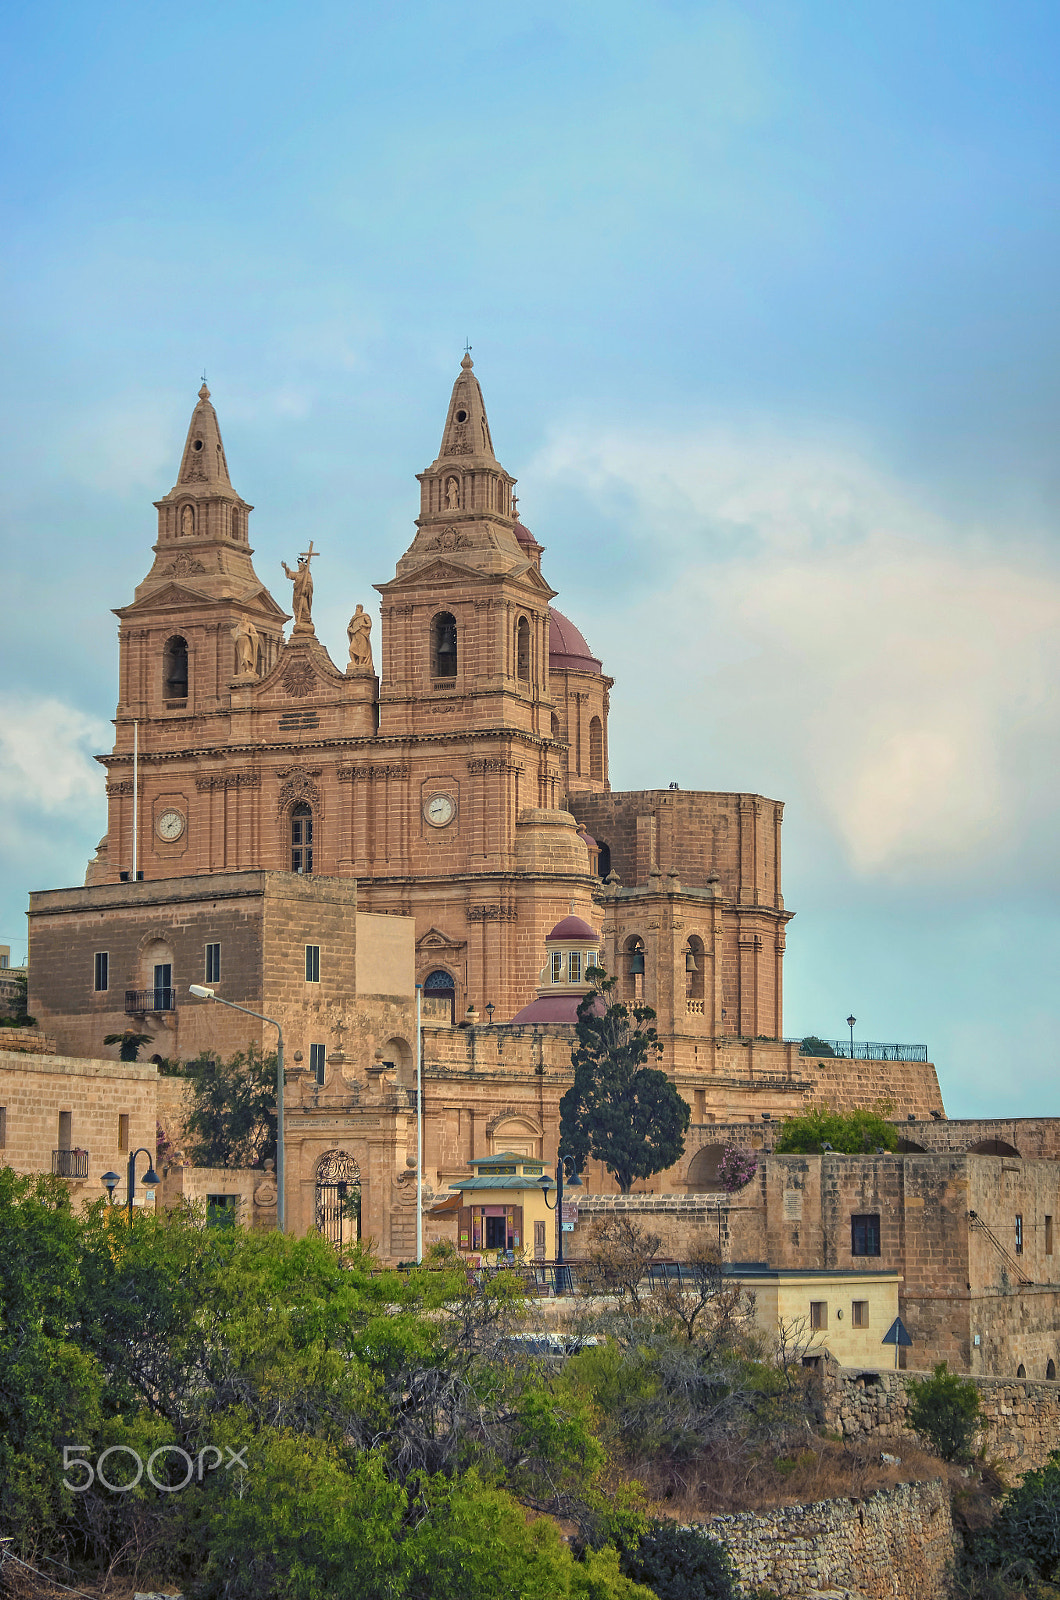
[[26, 358, 944, 1257]]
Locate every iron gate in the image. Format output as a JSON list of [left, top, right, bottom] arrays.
[[315, 1151, 361, 1249]]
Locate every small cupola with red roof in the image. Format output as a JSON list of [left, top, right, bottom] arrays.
[[509, 912, 603, 1026]]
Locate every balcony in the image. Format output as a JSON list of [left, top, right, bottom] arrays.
[[791, 1037, 928, 1063], [125, 987, 176, 1016], [53, 1149, 89, 1178]]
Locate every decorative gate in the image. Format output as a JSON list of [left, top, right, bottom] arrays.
[[315, 1150, 361, 1249]]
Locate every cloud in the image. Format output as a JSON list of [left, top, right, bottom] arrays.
[[532, 423, 1060, 890], [0, 698, 109, 815]]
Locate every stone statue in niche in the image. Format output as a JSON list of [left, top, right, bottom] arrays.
[[281, 540, 316, 633], [445, 477, 459, 510], [346, 604, 374, 674], [231, 614, 260, 677], [181, 505, 195, 537]]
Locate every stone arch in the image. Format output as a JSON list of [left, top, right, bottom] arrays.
[[488, 1114, 542, 1158], [621, 934, 646, 1001], [589, 716, 603, 781], [315, 1149, 361, 1249], [516, 615, 531, 681], [968, 1139, 1021, 1157], [686, 1144, 727, 1192], [432, 611, 458, 678], [162, 634, 188, 701], [897, 1138, 927, 1152], [685, 933, 706, 1002], [379, 1035, 414, 1086]]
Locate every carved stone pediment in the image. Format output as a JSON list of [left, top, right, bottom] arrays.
[[416, 926, 467, 953]]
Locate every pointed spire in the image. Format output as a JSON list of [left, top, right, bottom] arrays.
[[175, 380, 233, 488], [438, 352, 499, 464]]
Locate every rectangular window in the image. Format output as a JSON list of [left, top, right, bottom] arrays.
[[851, 1214, 881, 1257], [568, 951, 582, 983], [1046, 1216, 1054, 1256], [810, 1301, 828, 1330], [204, 943, 221, 984], [310, 1043, 326, 1084], [305, 945, 320, 984], [0, 1106, 6, 1148], [94, 951, 109, 992], [550, 951, 563, 983], [485, 1215, 507, 1250], [852, 1300, 869, 1328], [1016, 1214, 1024, 1255], [117, 1113, 129, 1153], [206, 1194, 238, 1229], [58, 1110, 71, 1150]]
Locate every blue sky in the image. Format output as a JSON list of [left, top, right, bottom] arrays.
[[2, 1, 1058, 1115]]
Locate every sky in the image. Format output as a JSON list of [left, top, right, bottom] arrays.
[[1, 0, 1058, 1116]]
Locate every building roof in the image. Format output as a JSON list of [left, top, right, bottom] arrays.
[[548, 607, 602, 675], [448, 1174, 557, 1192], [546, 914, 598, 942], [509, 993, 587, 1026]]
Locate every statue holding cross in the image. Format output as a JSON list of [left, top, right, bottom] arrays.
[[282, 541, 316, 633]]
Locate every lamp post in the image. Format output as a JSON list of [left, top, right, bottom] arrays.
[[539, 1155, 582, 1294], [189, 985, 285, 1233], [124, 1148, 159, 1223], [101, 1170, 120, 1205], [847, 1014, 856, 1061], [415, 982, 423, 1265]]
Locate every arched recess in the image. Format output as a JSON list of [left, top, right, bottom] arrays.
[[315, 1149, 361, 1249], [516, 616, 531, 682], [969, 1139, 1021, 1157], [596, 841, 612, 879], [897, 1138, 927, 1153], [686, 1144, 727, 1192], [1017, 1364, 1027, 1378], [589, 716, 603, 781], [423, 968, 457, 1024], [1048, 1360, 1056, 1381], [551, 712, 561, 742], [489, 1116, 542, 1158], [685, 935, 706, 1002], [290, 802, 313, 874], [163, 635, 188, 702], [432, 612, 458, 678], [379, 1035, 414, 1086], [621, 935, 645, 1002]]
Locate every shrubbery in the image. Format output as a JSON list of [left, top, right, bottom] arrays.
[[773, 1103, 898, 1155], [905, 1361, 981, 1462], [620, 1522, 740, 1600]]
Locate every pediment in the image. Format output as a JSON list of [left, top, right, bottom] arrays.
[[381, 559, 479, 591], [118, 583, 211, 613], [416, 926, 467, 952]]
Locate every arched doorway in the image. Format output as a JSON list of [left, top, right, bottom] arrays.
[[423, 968, 457, 1023], [315, 1150, 361, 1249]]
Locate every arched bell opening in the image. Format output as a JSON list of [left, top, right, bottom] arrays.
[[622, 935, 645, 1002], [589, 715, 603, 782], [162, 635, 188, 703], [315, 1149, 361, 1250], [685, 935, 705, 1003], [516, 616, 531, 683], [290, 802, 314, 875], [432, 612, 458, 679], [596, 840, 612, 880]]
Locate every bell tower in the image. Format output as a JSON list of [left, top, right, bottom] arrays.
[[376, 355, 557, 739]]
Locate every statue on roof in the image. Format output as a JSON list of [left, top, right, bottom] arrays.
[[281, 541, 316, 633], [346, 603, 374, 675]]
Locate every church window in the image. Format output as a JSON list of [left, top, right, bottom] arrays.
[[686, 936, 705, 1002], [205, 943, 221, 984], [423, 968, 457, 1023], [516, 617, 530, 681], [163, 635, 188, 702], [432, 612, 458, 678], [589, 716, 603, 781], [550, 951, 563, 983], [94, 952, 109, 992], [310, 1043, 326, 1084], [291, 803, 313, 874], [455, 409, 468, 423], [568, 951, 582, 983], [305, 945, 320, 984]]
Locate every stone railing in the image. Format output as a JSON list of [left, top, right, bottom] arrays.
[[686, 999, 705, 1015]]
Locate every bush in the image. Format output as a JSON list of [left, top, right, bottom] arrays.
[[973, 1451, 1060, 1584], [773, 1103, 898, 1155], [620, 1521, 740, 1600], [717, 1146, 757, 1193], [905, 1362, 981, 1462]]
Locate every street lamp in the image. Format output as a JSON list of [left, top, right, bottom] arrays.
[[189, 985, 285, 1233], [539, 1155, 582, 1294], [847, 1014, 856, 1061], [125, 1147, 159, 1223], [101, 1170, 120, 1204]]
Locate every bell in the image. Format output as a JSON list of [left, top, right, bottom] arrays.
[[629, 948, 645, 976], [685, 948, 698, 973]]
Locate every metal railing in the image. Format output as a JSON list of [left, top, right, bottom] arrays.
[[790, 1038, 928, 1062], [52, 1149, 88, 1178], [125, 987, 176, 1015]]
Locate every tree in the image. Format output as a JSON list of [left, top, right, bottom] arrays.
[[905, 1361, 981, 1462], [773, 1102, 898, 1155], [183, 1046, 277, 1167], [560, 970, 691, 1193], [103, 1029, 154, 1061], [799, 1035, 835, 1057], [619, 1521, 740, 1600]]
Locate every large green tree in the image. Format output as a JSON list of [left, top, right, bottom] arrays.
[[182, 1045, 278, 1167], [559, 970, 691, 1193]]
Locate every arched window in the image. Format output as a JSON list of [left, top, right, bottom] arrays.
[[516, 616, 530, 681], [432, 612, 458, 678], [163, 635, 188, 702], [589, 716, 603, 781], [685, 935, 705, 1003], [1017, 1364, 1027, 1378], [622, 935, 645, 1001], [1048, 1360, 1056, 1381], [423, 968, 456, 1023], [551, 712, 561, 742], [291, 803, 313, 874]]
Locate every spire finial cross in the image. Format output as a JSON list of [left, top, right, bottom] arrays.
[[464, 338, 472, 355]]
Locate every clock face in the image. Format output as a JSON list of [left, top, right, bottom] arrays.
[[423, 793, 456, 828], [156, 808, 186, 842]]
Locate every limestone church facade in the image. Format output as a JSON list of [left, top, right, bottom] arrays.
[[27, 360, 944, 1257]]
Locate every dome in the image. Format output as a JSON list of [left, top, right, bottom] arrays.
[[510, 992, 605, 1026], [548, 608, 602, 675], [513, 521, 538, 549], [546, 914, 598, 943]]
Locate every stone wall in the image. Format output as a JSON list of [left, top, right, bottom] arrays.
[[705, 1478, 955, 1600], [820, 1362, 1060, 1473]]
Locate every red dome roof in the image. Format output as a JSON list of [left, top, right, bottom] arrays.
[[546, 915, 598, 942], [510, 992, 605, 1026], [513, 521, 538, 549], [548, 608, 602, 675]]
